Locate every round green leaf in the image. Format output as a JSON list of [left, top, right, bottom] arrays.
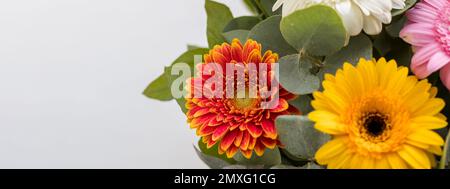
[[248, 15, 297, 56], [280, 5, 346, 56], [271, 162, 322, 169], [222, 30, 249, 43], [289, 95, 313, 114], [223, 16, 261, 32], [194, 145, 232, 169], [275, 115, 331, 160], [233, 147, 282, 167], [279, 54, 320, 95], [322, 34, 372, 76]]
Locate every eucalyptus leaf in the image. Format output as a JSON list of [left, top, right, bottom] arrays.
[[392, 0, 417, 17], [206, 0, 234, 47], [223, 164, 265, 169], [271, 165, 302, 169], [300, 162, 323, 169], [194, 145, 232, 169], [223, 30, 249, 43], [247, 15, 297, 56], [271, 162, 322, 169], [280, 5, 346, 56], [198, 140, 236, 164], [322, 34, 372, 76], [289, 95, 313, 114], [275, 115, 331, 160], [279, 54, 321, 95], [234, 147, 282, 167], [223, 16, 261, 32]]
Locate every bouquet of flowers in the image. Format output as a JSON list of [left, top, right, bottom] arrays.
[[144, 0, 450, 169]]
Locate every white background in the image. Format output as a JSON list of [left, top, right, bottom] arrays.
[[0, 0, 250, 168]]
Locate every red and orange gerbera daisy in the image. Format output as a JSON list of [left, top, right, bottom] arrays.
[[186, 39, 298, 159]]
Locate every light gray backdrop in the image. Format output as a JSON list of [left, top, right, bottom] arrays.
[[0, 0, 250, 168]]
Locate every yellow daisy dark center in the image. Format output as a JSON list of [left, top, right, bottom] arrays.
[[359, 112, 391, 142]]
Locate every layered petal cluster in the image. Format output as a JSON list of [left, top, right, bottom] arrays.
[[273, 0, 405, 36], [186, 39, 299, 159], [400, 0, 450, 90], [309, 58, 447, 169]]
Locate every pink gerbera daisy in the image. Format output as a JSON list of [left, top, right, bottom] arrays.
[[400, 0, 450, 90]]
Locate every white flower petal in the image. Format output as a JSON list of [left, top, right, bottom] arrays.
[[273, 0, 285, 11], [392, 0, 406, 9], [336, 2, 364, 36], [363, 15, 383, 35]]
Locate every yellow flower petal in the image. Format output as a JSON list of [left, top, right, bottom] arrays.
[[315, 137, 348, 165], [397, 145, 431, 169], [407, 129, 445, 146]]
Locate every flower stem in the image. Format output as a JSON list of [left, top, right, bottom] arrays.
[[439, 129, 450, 169]]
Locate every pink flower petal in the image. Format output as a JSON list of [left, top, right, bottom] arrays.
[[427, 51, 450, 74], [400, 23, 435, 46], [406, 7, 437, 23], [440, 64, 450, 91], [411, 43, 441, 70], [412, 61, 431, 79], [424, 0, 446, 10]]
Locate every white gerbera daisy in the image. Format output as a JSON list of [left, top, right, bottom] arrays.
[[273, 0, 405, 36]]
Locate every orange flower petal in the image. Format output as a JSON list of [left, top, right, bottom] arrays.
[[254, 141, 266, 156], [220, 130, 237, 151], [212, 125, 229, 141], [226, 146, 239, 158], [240, 131, 251, 150], [270, 98, 289, 113], [260, 137, 277, 149], [261, 119, 277, 139], [241, 149, 253, 159], [246, 122, 263, 138]]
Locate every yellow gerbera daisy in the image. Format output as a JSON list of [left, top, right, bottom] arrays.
[[309, 58, 448, 169]]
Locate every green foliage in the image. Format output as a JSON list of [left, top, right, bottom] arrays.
[[206, 0, 234, 47], [279, 54, 321, 95], [248, 15, 297, 56], [280, 5, 347, 56], [242, 0, 280, 18], [441, 130, 450, 169], [143, 48, 208, 111], [223, 30, 249, 43], [289, 95, 313, 114], [234, 147, 282, 168], [322, 34, 372, 76], [143, 70, 173, 101], [194, 141, 233, 169], [223, 16, 261, 32], [386, 16, 407, 38], [275, 115, 330, 161]]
